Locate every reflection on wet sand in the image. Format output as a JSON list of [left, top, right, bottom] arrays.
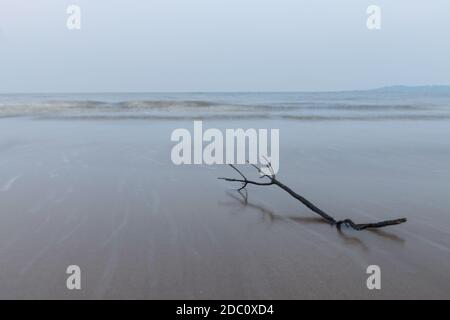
[[220, 190, 405, 252]]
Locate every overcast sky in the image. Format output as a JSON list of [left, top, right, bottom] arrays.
[[0, 0, 449, 93]]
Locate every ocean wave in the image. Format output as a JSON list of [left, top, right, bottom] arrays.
[[0, 99, 448, 120], [118, 100, 219, 109], [0, 100, 228, 114], [27, 112, 450, 122]]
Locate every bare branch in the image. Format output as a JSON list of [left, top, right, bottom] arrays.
[[219, 164, 407, 231]]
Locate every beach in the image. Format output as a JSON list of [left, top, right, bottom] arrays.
[[1, 92, 450, 299]]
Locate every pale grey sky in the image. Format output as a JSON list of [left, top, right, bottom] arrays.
[[0, 0, 449, 93]]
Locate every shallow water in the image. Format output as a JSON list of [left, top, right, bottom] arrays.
[[0, 115, 449, 299]]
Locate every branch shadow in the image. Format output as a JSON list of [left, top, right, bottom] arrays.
[[219, 190, 405, 249], [367, 228, 406, 243]]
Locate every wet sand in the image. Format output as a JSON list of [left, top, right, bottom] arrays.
[[0, 118, 450, 299]]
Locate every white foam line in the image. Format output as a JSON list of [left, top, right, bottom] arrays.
[[0, 174, 22, 192]]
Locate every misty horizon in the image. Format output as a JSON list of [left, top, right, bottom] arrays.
[[1, 1, 450, 93], [2, 84, 450, 95]]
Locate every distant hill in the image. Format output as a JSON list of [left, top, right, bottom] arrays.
[[371, 85, 450, 93]]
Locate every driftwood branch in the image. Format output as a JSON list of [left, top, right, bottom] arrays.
[[219, 162, 407, 231]]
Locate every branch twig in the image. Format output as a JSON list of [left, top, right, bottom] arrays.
[[219, 162, 407, 231]]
